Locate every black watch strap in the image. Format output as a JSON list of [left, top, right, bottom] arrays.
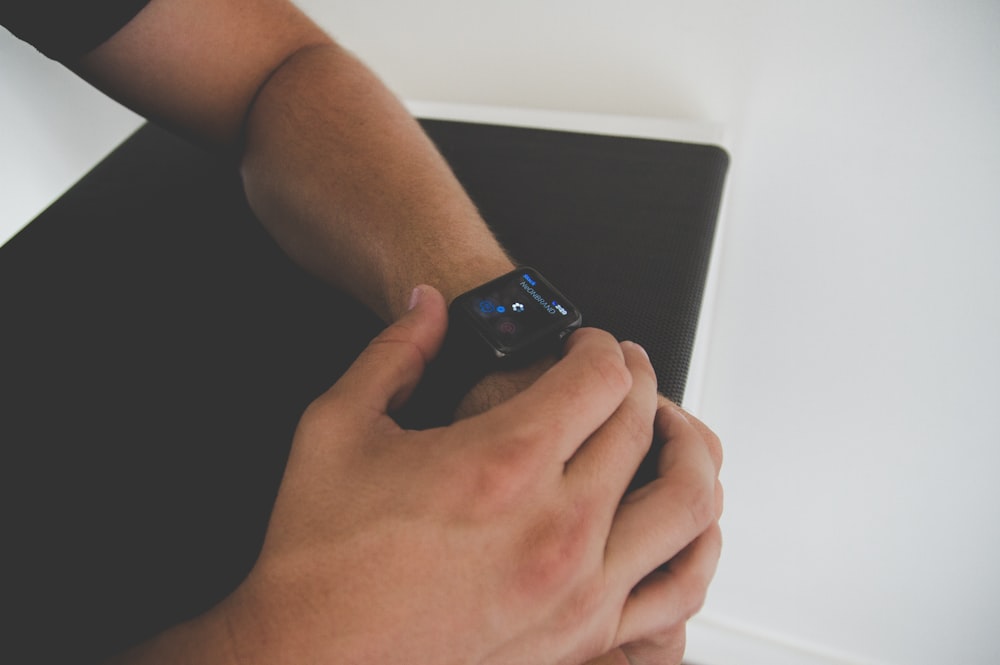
[[391, 306, 495, 430], [392, 266, 581, 429]]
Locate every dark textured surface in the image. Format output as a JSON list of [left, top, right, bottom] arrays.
[[422, 119, 728, 403], [0, 120, 727, 663]]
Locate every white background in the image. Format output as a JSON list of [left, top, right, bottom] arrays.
[[2, 1, 999, 663]]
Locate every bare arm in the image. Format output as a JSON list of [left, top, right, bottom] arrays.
[[76, 0, 514, 323]]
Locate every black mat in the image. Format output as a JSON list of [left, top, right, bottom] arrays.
[[0, 120, 727, 663]]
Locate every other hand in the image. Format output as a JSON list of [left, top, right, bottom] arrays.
[[209, 284, 721, 664]]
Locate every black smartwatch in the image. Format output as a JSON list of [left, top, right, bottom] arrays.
[[393, 267, 582, 429], [448, 266, 582, 365]]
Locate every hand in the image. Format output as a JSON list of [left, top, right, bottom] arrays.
[[195, 284, 721, 665], [585, 399, 724, 665], [458, 361, 725, 665]]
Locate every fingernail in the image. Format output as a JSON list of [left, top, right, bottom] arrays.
[[622, 340, 649, 361], [407, 286, 424, 311]]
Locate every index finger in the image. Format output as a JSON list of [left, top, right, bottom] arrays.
[[465, 327, 634, 466]]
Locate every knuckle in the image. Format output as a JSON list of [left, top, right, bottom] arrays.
[[704, 428, 724, 469], [514, 505, 595, 598], [681, 476, 718, 534], [676, 571, 710, 621], [684, 410, 723, 471], [600, 405, 655, 471], [457, 442, 537, 515], [625, 343, 657, 382], [506, 415, 560, 453], [366, 334, 428, 371], [298, 392, 338, 433], [619, 403, 655, 450], [650, 625, 688, 665], [588, 346, 632, 396], [681, 583, 709, 620]]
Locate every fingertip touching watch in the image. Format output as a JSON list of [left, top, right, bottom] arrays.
[[393, 266, 582, 429]]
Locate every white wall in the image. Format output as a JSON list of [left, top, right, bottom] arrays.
[[3, 1, 999, 663], [0, 34, 143, 240]]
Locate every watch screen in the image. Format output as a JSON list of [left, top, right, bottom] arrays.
[[453, 267, 582, 357]]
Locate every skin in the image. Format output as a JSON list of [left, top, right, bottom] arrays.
[[63, 0, 725, 662], [106, 286, 722, 665]]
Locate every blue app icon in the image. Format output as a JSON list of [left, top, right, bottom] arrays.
[[478, 299, 496, 313]]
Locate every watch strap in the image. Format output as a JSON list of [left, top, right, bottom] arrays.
[[391, 304, 495, 430]]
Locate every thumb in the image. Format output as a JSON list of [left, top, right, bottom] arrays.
[[328, 284, 448, 416]]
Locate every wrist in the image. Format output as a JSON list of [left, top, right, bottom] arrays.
[[394, 265, 580, 428], [437, 254, 517, 305], [387, 251, 515, 321], [453, 354, 557, 420]]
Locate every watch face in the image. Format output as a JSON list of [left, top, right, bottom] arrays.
[[453, 267, 582, 358]]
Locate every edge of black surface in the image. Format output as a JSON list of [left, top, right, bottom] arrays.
[[1, 119, 728, 664]]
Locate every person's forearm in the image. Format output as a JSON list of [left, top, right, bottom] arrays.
[[241, 43, 514, 322]]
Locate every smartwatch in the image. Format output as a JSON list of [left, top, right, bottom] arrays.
[[393, 266, 582, 429], [448, 266, 582, 365]]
